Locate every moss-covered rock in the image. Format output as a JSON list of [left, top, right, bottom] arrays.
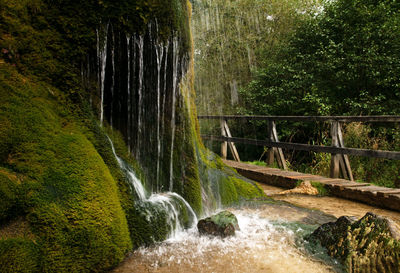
[[307, 212, 400, 273], [197, 210, 239, 237], [0, 239, 40, 273], [0, 64, 131, 272], [0, 170, 24, 223]]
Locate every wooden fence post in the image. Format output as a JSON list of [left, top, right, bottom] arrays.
[[220, 119, 240, 161], [223, 122, 241, 162], [267, 121, 275, 166], [337, 123, 354, 181], [330, 121, 340, 178], [267, 121, 287, 170], [220, 119, 227, 159]]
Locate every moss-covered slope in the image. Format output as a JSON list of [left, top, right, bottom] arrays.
[[0, 64, 132, 272]]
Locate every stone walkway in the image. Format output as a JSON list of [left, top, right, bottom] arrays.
[[224, 159, 400, 212]]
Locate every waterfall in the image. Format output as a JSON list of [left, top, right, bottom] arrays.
[[169, 36, 179, 192], [95, 21, 190, 211], [110, 27, 115, 127], [97, 23, 109, 125], [135, 35, 144, 159], [155, 36, 164, 192], [107, 136, 197, 237], [126, 35, 131, 152]]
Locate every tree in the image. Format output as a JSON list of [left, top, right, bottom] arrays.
[[241, 0, 400, 116]]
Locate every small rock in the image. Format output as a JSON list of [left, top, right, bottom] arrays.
[[197, 211, 239, 237], [278, 181, 319, 195]]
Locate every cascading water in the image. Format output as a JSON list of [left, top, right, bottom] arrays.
[[107, 136, 197, 237], [110, 27, 115, 128], [97, 23, 109, 125], [94, 18, 191, 195], [169, 36, 179, 192], [135, 35, 144, 160], [126, 35, 131, 152], [155, 23, 164, 191]]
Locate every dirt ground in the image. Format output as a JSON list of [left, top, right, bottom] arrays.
[[259, 183, 400, 224]]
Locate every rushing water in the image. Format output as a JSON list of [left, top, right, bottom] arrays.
[[106, 136, 341, 272], [108, 136, 197, 237], [113, 204, 342, 273]]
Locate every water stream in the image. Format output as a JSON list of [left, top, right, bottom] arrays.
[[97, 23, 109, 125], [112, 204, 342, 273], [108, 136, 197, 237], [106, 137, 342, 272]]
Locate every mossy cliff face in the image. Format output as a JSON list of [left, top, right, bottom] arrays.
[[0, 0, 265, 272], [307, 213, 400, 273]]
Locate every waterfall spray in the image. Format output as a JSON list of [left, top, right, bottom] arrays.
[[107, 136, 197, 237]]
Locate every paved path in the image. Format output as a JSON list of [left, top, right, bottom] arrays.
[[224, 159, 400, 212]]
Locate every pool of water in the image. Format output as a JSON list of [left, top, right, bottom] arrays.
[[112, 202, 342, 273]]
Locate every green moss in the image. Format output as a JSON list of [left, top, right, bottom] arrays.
[[310, 182, 330, 196], [0, 239, 40, 273], [218, 175, 264, 206], [170, 84, 203, 215], [309, 213, 400, 272], [0, 171, 20, 222], [245, 160, 267, 167], [219, 176, 239, 206], [0, 64, 132, 272]]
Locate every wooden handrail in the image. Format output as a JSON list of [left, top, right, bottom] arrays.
[[198, 115, 400, 123], [199, 115, 400, 180], [201, 135, 400, 160]]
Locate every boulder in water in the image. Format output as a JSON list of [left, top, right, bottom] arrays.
[[197, 211, 239, 237], [307, 212, 400, 273]]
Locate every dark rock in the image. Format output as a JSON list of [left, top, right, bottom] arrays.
[[307, 212, 400, 273], [197, 211, 239, 237], [307, 216, 357, 249]]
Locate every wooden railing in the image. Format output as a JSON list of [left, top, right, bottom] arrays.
[[198, 115, 400, 181]]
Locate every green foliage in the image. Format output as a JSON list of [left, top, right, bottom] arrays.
[[245, 161, 267, 167], [241, 0, 400, 116], [236, 0, 400, 185], [193, 0, 319, 115], [343, 123, 400, 188], [310, 182, 329, 196]]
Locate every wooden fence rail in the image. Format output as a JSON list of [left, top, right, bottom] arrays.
[[198, 115, 400, 180]]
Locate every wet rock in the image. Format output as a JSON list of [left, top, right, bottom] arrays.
[[307, 212, 400, 273], [197, 211, 239, 237]]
